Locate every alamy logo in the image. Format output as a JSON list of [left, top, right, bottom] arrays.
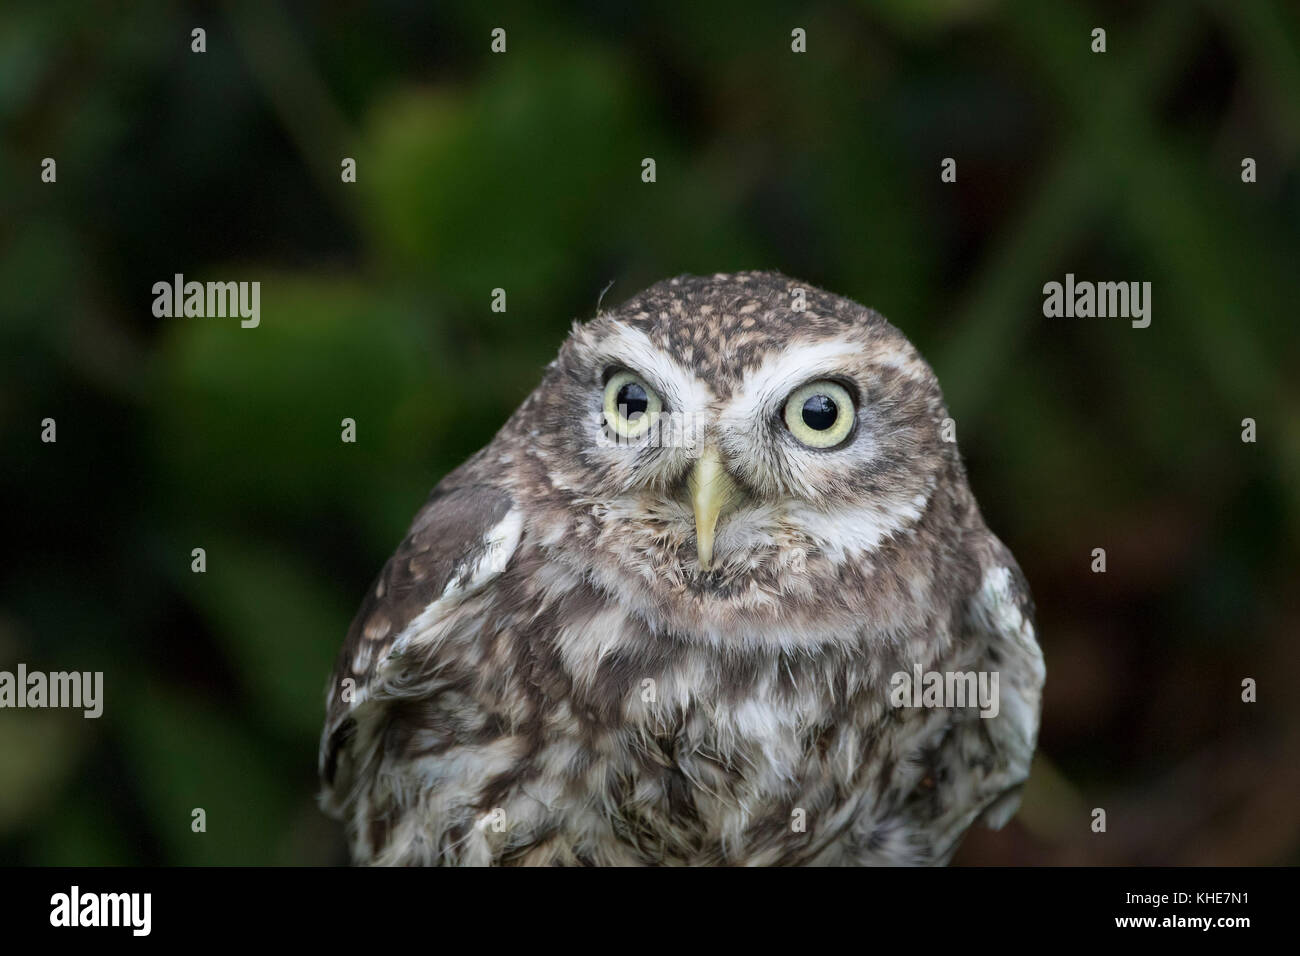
[[50, 886, 151, 936], [890, 666, 1000, 718], [0, 664, 102, 718], [152, 273, 260, 328], [1042, 273, 1151, 328]]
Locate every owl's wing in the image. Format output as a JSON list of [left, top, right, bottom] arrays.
[[907, 532, 1045, 863], [318, 480, 522, 817], [959, 534, 1045, 828]]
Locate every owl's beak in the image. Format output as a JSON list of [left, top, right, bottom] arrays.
[[687, 445, 743, 571]]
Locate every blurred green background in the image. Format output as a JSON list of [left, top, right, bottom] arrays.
[[2, 0, 1298, 865]]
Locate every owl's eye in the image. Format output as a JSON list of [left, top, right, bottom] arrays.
[[783, 380, 856, 449], [603, 370, 663, 439]]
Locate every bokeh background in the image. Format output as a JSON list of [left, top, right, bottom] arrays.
[[2, 0, 1299, 865]]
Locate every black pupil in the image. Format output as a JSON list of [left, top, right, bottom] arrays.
[[617, 382, 649, 420], [801, 394, 838, 430]]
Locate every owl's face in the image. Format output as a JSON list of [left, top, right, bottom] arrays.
[[515, 273, 959, 646]]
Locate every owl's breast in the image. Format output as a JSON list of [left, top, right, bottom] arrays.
[[360, 538, 1031, 866], [449, 573, 938, 864]]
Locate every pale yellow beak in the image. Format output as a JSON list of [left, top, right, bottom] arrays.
[[686, 446, 743, 571]]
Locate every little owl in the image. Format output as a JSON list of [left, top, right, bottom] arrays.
[[319, 271, 1045, 866]]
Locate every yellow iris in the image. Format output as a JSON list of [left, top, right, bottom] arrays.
[[783, 380, 855, 448], [603, 371, 662, 439]]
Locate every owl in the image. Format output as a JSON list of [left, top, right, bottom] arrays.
[[319, 271, 1045, 866]]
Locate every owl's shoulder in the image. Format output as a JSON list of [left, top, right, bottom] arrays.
[[964, 530, 1043, 691], [318, 467, 522, 813], [955, 528, 1045, 832]]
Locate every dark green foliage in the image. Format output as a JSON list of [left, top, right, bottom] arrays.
[[1, 0, 1297, 864]]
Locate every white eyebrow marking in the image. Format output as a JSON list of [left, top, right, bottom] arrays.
[[592, 321, 715, 415], [719, 339, 863, 428]]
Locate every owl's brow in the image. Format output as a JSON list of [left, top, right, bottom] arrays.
[[588, 322, 714, 412], [722, 339, 866, 421]]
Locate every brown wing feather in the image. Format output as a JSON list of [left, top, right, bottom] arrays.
[[952, 531, 1044, 837], [319, 481, 515, 795]]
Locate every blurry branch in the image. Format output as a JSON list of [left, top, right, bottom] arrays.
[[990, 1, 1300, 532], [934, 153, 1098, 417], [1100, 726, 1300, 865], [222, 0, 368, 238], [1016, 727, 1300, 865], [1216, 0, 1300, 151], [937, 2, 1198, 421], [1016, 752, 1091, 840]]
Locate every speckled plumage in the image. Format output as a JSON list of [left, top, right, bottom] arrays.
[[319, 271, 1045, 865]]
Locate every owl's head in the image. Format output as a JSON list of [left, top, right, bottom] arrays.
[[514, 272, 968, 645]]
